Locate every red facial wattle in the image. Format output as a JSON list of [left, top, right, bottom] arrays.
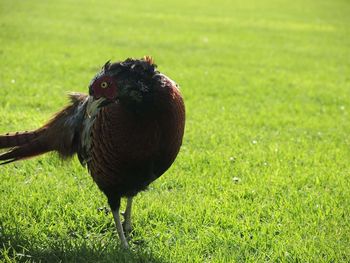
[[90, 75, 117, 100]]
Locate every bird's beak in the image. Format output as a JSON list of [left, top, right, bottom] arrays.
[[86, 97, 105, 117]]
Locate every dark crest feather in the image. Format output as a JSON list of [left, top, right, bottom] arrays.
[[107, 57, 158, 81], [103, 60, 111, 72]]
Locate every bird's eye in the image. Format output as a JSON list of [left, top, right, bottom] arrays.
[[101, 82, 108, 89]]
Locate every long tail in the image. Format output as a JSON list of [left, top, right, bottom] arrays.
[[0, 129, 46, 149], [0, 92, 88, 165], [0, 136, 49, 165]]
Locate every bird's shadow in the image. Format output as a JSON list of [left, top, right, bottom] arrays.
[[0, 230, 167, 263]]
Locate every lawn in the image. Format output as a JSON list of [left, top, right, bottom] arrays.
[[0, 0, 349, 262]]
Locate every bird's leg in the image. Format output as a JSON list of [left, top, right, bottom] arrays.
[[122, 197, 133, 235], [112, 210, 129, 249], [110, 197, 129, 249]]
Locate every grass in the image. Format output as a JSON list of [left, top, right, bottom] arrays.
[[0, 0, 350, 262]]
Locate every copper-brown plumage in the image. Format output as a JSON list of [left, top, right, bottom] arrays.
[[0, 57, 185, 248], [0, 93, 88, 164]]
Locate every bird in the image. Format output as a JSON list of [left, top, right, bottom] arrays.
[[0, 56, 185, 248]]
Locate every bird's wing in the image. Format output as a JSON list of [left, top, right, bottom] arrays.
[[77, 96, 106, 166]]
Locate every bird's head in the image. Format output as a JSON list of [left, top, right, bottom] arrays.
[[89, 56, 159, 109]]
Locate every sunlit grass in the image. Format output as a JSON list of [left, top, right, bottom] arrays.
[[0, 0, 349, 262]]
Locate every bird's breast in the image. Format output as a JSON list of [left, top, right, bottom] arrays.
[[87, 90, 185, 197]]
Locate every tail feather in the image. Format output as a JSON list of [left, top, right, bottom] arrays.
[[0, 139, 49, 165], [0, 129, 46, 149], [0, 92, 89, 166]]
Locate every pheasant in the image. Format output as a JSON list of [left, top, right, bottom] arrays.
[[0, 56, 185, 248]]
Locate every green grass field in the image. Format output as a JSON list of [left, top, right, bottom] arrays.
[[1, 0, 350, 262]]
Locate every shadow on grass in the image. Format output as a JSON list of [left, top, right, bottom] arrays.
[[0, 231, 167, 263]]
